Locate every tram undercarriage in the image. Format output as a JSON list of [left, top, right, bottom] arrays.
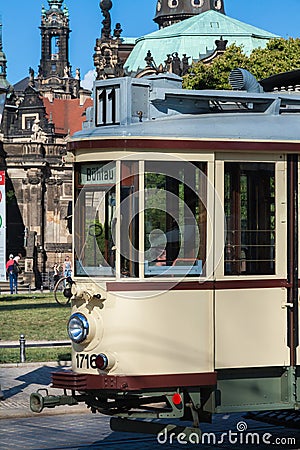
[[30, 366, 299, 438]]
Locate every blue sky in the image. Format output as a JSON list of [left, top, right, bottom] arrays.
[[1, 0, 300, 85]]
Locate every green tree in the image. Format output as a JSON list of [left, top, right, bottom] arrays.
[[183, 44, 249, 90], [183, 38, 300, 90], [249, 38, 300, 80]]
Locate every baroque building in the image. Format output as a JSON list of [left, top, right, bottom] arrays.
[[0, 1, 92, 288], [124, 1, 277, 76], [93, 0, 277, 80]]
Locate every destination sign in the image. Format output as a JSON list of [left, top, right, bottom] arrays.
[[80, 163, 116, 185]]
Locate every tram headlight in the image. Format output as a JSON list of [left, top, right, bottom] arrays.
[[67, 313, 89, 343]]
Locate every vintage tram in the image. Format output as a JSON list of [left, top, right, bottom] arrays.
[[31, 70, 300, 439]]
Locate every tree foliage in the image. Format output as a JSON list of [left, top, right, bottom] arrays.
[[183, 38, 300, 90], [248, 38, 300, 80]]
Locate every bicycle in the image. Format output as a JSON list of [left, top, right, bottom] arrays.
[[53, 276, 74, 306]]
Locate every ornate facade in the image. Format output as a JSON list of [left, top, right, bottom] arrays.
[[93, 0, 134, 80], [94, 0, 229, 80], [0, 1, 92, 288]]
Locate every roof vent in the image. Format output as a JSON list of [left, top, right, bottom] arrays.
[[229, 68, 264, 93]]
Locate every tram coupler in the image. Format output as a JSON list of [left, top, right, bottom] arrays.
[[30, 388, 79, 413]]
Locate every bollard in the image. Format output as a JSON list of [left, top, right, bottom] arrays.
[[19, 334, 26, 363], [0, 384, 4, 400]]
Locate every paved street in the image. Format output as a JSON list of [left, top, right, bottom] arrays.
[[0, 362, 86, 419], [0, 362, 299, 449], [1, 411, 300, 450]]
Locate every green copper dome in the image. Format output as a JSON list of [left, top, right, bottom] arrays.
[[125, 10, 279, 74]]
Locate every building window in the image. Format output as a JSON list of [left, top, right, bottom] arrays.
[[214, 0, 222, 10], [224, 162, 275, 275], [25, 118, 34, 130], [51, 36, 60, 60], [191, 0, 204, 7], [22, 113, 39, 130], [168, 0, 178, 8]]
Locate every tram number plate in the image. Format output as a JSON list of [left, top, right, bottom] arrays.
[[76, 353, 98, 369], [95, 86, 120, 126]]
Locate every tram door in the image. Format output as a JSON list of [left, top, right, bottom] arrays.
[[215, 159, 289, 369]]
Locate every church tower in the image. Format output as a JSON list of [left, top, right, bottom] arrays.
[[154, 0, 225, 28], [37, 0, 82, 99], [39, 0, 70, 79]]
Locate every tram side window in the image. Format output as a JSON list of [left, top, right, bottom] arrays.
[[74, 162, 116, 277], [144, 161, 207, 277], [224, 162, 275, 275]]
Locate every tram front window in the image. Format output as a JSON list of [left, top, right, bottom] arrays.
[[74, 160, 207, 278], [144, 161, 207, 277], [74, 162, 116, 277]]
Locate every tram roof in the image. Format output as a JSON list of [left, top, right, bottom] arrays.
[[70, 75, 300, 144], [71, 112, 300, 143]]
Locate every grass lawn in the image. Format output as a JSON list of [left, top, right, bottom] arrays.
[[0, 293, 71, 363]]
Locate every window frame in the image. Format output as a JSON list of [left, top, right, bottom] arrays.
[[214, 156, 286, 280], [224, 162, 276, 276], [74, 155, 213, 281]]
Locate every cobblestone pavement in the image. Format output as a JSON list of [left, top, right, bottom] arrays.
[[0, 362, 87, 419], [0, 363, 299, 449], [0, 411, 300, 450]]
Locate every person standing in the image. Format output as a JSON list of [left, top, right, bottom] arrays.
[[13, 253, 22, 264], [6, 254, 18, 294], [53, 263, 61, 286], [63, 255, 72, 278]]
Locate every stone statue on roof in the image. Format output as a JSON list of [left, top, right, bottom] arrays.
[[100, 0, 112, 39], [31, 118, 47, 143]]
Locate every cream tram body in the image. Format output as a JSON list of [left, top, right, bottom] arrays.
[[50, 75, 300, 433]]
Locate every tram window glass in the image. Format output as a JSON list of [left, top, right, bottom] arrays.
[[120, 161, 139, 277], [74, 162, 116, 277], [224, 162, 275, 275], [144, 161, 207, 277]]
